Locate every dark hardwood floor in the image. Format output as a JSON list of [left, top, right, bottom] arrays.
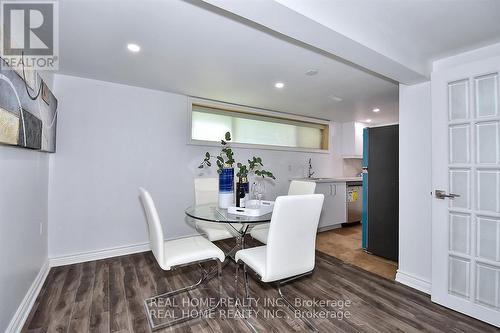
[[22, 238, 500, 333]]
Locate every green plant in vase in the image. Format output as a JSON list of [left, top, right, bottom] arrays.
[[198, 132, 276, 207], [198, 132, 236, 208], [198, 131, 235, 172], [236, 156, 275, 204]]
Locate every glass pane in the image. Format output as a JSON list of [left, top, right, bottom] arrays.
[[192, 111, 232, 141], [449, 80, 469, 120], [475, 263, 500, 310], [475, 73, 498, 118], [449, 213, 470, 254], [449, 124, 470, 164], [449, 169, 470, 209], [233, 117, 298, 147], [449, 256, 470, 298], [476, 121, 499, 164], [477, 216, 500, 261], [477, 170, 500, 213], [191, 105, 326, 149]]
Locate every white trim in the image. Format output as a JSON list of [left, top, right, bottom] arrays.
[[342, 155, 363, 159], [395, 270, 431, 294], [187, 96, 331, 154], [189, 139, 330, 154], [49, 242, 150, 267], [6, 261, 50, 333]]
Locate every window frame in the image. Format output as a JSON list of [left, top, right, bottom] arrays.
[[187, 97, 330, 154]]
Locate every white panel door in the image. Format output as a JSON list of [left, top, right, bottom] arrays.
[[432, 56, 500, 327]]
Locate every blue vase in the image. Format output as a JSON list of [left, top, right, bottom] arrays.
[[218, 167, 234, 208]]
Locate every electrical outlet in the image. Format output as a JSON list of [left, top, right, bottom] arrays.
[[39, 222, 43, 235]]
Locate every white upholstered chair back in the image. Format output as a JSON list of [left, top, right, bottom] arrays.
[[265, 194, 324, 282], [288, 180, 316, 195], [194, 178, 218, 205], [139, 188, 165, 265]]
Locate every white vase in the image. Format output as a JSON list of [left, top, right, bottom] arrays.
[[218, 192, 233, 209]]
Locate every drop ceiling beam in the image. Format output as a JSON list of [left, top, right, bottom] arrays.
[[200, 0, 428, 84]]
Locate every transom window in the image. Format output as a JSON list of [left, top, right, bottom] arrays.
[[189, 99, 329, 151]]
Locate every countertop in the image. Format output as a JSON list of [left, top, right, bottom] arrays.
[[291, 177, 362, 183]]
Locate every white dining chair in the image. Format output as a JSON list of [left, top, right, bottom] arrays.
[[235, 194, 324, 332], [138, 188, 225, 330], [194, 178, 240, 241], [250, 180, 316, 244]]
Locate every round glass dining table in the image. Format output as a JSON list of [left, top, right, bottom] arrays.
[[185, 204, 272, 260], [185, 203, 272, 224]]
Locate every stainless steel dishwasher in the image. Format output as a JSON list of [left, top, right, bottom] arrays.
[[346, 181, 363, 223]]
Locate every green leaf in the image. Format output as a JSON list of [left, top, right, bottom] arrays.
[[225, 132, 231, 141], [221, 140, 226, 145], [198, 164, 204, 169], [205, 152, 210, 158], [206, 161, 211, 167]]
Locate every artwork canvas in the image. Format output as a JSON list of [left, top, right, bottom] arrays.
[[0, 58, 58, 152], [0, 106, 19, 145]]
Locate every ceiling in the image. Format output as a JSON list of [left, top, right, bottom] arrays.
[[275, 0, 500, 74], [57, 0, 399, 125]]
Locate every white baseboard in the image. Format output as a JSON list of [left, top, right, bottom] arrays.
[[49, 242, 150, 267], [6, 260, 50, 333], [48, 234, 202, 267], [395, 270, 431, 294]]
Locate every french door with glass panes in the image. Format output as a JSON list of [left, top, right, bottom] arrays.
[[431, 56, 500, 327]]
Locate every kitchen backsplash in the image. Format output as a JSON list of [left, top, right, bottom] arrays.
[[343, 158, 362, 177]]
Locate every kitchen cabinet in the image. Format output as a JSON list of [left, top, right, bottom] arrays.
[[315, 182, 347, 229], [341, 122, 366, 158]]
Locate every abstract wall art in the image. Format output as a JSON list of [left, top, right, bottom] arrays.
[[0, 58, 58, 152]]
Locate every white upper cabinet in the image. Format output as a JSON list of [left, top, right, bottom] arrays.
[[341, 122, 366, 158]]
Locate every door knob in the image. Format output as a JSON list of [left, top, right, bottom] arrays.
[[435, 190, 461, 200]]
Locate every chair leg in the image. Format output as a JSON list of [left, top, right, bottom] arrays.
[[234, 262, 259, 333], [235, 261, 240, 300], [243, 263, 250, 301], [277, 281, 319, 333], [144, 260, 222, 331], [217, 259, 222, 306]]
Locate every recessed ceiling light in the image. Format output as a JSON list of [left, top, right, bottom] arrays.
[[329, 95, 343, 102], [127, 43, 141, 52], [305, 69, 318, 76], [372, 108, 380, 113], [274, 82, 285, 89], [366, 119, 372, 123]]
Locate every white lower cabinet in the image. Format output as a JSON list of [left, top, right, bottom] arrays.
[[316, 182, 347, 229]]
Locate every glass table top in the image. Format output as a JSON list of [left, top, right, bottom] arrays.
[[185, 204, 272, 224]]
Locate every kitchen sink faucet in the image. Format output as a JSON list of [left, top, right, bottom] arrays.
[[308, 158, 315, 178]]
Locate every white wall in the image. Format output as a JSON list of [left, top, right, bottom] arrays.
[[48, 74, 343, 258], [0, 148, 49, 331], [396, 81, 432, 293], [0, 72, 53, 331]]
